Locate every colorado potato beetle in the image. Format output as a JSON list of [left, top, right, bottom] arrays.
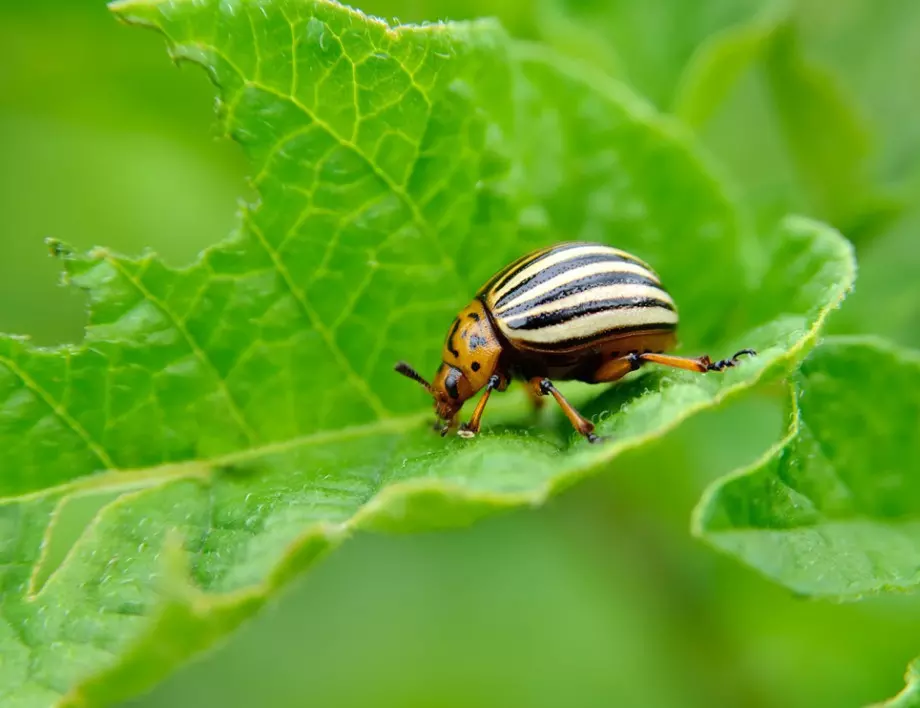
[[395, 241, 754, 443]]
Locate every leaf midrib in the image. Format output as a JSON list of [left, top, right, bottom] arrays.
[[0, 409, 432, 506]]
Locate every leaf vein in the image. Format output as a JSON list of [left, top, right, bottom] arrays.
[[102, 255, 259, 445], [245, 216, 390, 418], [191, 37, 462, 283], [0, 354, 115, 472]]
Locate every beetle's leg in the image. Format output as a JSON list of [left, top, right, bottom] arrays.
[[591, 355, 640, 383], [458, 374, 502, 438], [529, 377, 601, 444], [628, 348, 756, 374], [593, 348, 757, 384]]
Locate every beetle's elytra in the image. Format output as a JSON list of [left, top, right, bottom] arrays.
[[395, 241, 755, 443]]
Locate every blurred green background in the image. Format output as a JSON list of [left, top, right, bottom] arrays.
[[2, 0, 919, 706]]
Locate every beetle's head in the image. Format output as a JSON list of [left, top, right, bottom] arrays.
[[393, 361, 474, 433], [395, 300, 503, 434]]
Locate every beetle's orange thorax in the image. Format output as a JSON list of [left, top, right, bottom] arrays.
[[440, 299, 503, 393]]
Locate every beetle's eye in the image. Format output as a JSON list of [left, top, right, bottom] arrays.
[[444, 368, 462, 399]]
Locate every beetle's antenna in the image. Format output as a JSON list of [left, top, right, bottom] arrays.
[[394, 361, 434, 393]]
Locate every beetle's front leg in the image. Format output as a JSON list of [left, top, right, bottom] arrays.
[[458, 374, 502, 438], [529, 377, 602, 444]]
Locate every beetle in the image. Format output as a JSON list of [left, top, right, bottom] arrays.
[[394, 241, 755, 443]]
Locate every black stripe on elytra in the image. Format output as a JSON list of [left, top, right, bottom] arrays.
[[485, 242, 588, 297], [520, 322, 678, 351], [446, 318, 461, 358], [505, 296, 675, 331], [478, 247, 551, 296], [498, 271, 665, 318], [493, 252, 653, 309]]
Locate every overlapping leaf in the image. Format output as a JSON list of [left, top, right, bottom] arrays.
[[0, 0, 854, 705], [684, 11, 904, 246], [695, 337, 920, 707], [695, 337, 920, 599]]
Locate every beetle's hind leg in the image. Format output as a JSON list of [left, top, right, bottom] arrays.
[[592, 348, 756, 383], [529, 377, 602, 444], [628, 349, 756, 374]]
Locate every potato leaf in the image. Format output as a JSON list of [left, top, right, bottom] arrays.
[[694, 337, 920, 599], [0, 0, 854, 705]]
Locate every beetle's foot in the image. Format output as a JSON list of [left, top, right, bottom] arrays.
[[707, 348, 757, 372], [457, 424, 477, 439], [586, 432, 606, 444]]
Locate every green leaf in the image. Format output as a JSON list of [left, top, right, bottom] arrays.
[[350, 1, 915, 253], [831, 200, 920, 349], [357, 0, 630, 80], [791, 0, 920, 190], [678, 7, 905, 248], [0, 0, 854, 704], [672, 0, 789, 129], [551, 0, 767, 110], [759, 23, 905, 245], [675, 0, 920, 349], [694, 337, 920, 600]]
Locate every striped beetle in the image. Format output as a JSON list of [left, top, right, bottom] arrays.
[[395, 242, 754, 443]]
